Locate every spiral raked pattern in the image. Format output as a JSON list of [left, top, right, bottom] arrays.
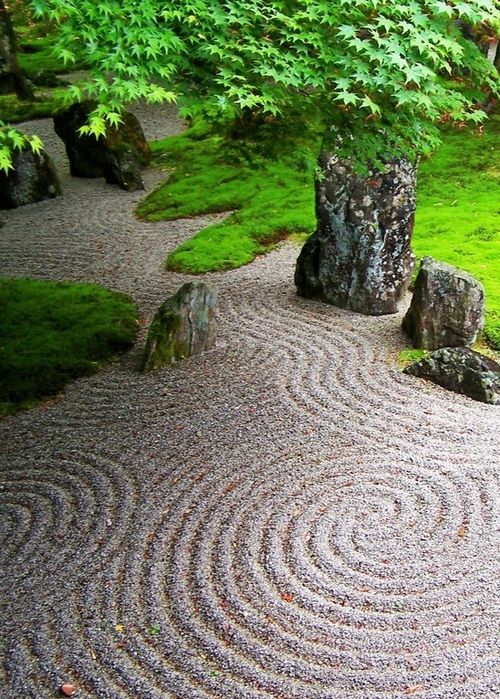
[[3, 448, 497, 698], [1, 110, 499, 698]]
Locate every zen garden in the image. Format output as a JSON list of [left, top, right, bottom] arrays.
[[0, 0, 499, 697]]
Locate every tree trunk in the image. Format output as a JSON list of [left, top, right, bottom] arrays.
[[486, 39, 498, 65], [0, 0, 34, 100], [295, 148, 417, 315]]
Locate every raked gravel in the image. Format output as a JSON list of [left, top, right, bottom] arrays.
[[0, 105, 499, 699]]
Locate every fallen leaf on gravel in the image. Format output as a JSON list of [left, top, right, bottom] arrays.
[[403, 685, 425, 694], [224, 482, 238, 494], [115, 624, 125, 633], [61, 683, 76, 696], [458, 525, 466, 537], [282, 593, 294, 603]]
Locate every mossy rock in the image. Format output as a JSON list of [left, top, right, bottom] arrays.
[[142, 282, 218, 371]]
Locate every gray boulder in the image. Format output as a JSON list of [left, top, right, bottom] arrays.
[[295, 153, 417, 315], [0, 147, 61, 209], [142, 282, 218, 371], [404, 347, 500, 405], [403, 257, 484, 349], [53, 101, 150, 191]]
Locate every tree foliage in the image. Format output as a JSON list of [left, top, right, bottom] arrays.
[[32, 0, 499, 162]]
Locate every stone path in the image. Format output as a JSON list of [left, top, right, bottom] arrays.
[[0, 106, 499, 699]]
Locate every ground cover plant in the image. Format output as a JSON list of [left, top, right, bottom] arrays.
[[137, 109, 321, 272], [413, 116, 500, 350], [0, 88, 66, 123], [17, 35, 88, 80], [0, 278, 138, 415]]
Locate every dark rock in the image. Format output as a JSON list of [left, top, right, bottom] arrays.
[[28, 70, 63, 88], [403, 257, 484, 349], [0, 147, 61, 209], [102, 146, 145, 192], [295, 152, 417, 315], [405, 347, 500, 405], [53, 101, 150, 191], [142, 282, 218, 371]]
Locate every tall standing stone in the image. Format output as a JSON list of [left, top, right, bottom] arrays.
[[142, 282, 218, 371], [402, 257, 484, 349], [295, 151, 417, 315]]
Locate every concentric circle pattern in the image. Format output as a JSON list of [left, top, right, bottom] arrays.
[[1, 108, 499, 698]]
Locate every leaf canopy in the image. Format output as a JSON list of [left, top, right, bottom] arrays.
[[32, 0, 499, 161]]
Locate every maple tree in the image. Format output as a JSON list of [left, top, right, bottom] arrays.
[[31, 0, 499, 165]]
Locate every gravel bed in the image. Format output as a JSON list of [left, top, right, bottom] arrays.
[[0, 105, 499, 699]]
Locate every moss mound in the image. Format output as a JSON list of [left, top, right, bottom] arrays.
[[0, 278, 138, 415]]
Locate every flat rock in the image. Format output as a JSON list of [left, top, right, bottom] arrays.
[[405, 347, 500, 404], [0, 147, 61, 209], [403, 257, 484, 349], [142, 281, 218, 371]]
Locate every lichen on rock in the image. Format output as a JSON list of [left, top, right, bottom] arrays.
[[404, 346, 499, 404], [142, 281, 218, 371], [295, 152, 417, 315], [403, 257, 484, 350]]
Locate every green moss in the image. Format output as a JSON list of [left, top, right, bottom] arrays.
[[413, 117, 500, 350], [142, 311, 184, 370], [136, 112, 321, 273], [0, 278, 138, 415], [17, 33, 89, 82], [0, 88, 68, 123], [397, 348, 428, 368]]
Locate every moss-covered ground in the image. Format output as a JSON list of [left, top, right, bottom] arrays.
[[413, 118, 499, 350], [136, 113, 321, 273], [138, 115, 499, 349], [0, 31, 88, 124], [17, 35, 88, 81], [0, 279, 138, 415], [0, 88, 67, 123]]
